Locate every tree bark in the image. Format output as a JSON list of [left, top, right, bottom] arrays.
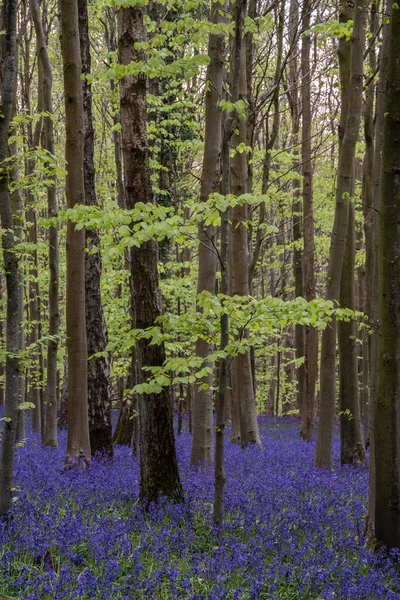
[[375, 2, 400, 548], [288, 0, 304, 418], [338, 198, 366, 464], [300, 0, 318, 442], [60, 0, 91, 463], [32, 0, 60, 447], [190, 0, 225, 466], [0, 0, 20, 518], [315, 0, 366, 469], [78, 0, 113, 457], [118, 5, 182, 504], [229, 0, 261, 448], [367, 0, 393, 536]]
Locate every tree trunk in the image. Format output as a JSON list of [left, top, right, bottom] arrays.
[[31, 0, 60, 447], [367, 0, 393, 535], [287, 0, 304, 419], [300, 0, 318, 442], [190, 0, 225, 466], [338, 199, 365, 464], [229, 2, 260, 448], [0, 0, 20, 518], [58, 358, 68, 429], [375, 3, 400, 548], [118, 4, 182, 504], [78, 0, 113, 457], [60, 0, 91, 463], [315, 0, 366, 469], [9, 138, 25, 442], [113, 401, 133, 446], [362, 0, 377, 448]]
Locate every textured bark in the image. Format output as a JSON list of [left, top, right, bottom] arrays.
[[0, 0, 20, 517], [30, 0, 60, 448], [78, 0, 113, 457], [118, 5, 182, 504], [315, 0, 366, 469], [300, 0, 318, 442], [60, 0, 91, 462], [338, 200, 366, 465], [190, 0, 225, 466], [367, 0, 393, 536], [374, 2, 400, 549]]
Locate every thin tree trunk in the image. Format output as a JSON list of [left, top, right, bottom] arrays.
[[31, 0, 59, 447], [60, 0, 91, 463], [361, 0, 377, 449], [78, 0, 113, 457], [338, 198, 366, 464], [315, 0, 366, 469], [230, 0, 260, 448], [301, 0, 318, 442], [288, 0, 304, 418], [190, 0, 225, 466], [9, 137, 25, 442]]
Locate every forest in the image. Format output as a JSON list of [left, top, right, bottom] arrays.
[[0, 0, 399, 597]]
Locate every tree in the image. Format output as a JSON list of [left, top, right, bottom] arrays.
[[78, 0, 113, 457], [0, 0, 21, 518], [190, 0, 225, 467], [374, 2, 400, 549], [118, 3, 182, 504], [366, 0, 393, 534], [229, 0, 261, 448], [30, 0, 60, 449], [315, 0, 366, 469], [300, 0, 318, 442], [60, 0, 91, 462]]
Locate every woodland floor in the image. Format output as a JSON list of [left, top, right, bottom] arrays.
[[0, 416, 399, 599]]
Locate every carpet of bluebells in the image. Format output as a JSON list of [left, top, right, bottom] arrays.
[[1, 417, 400, 599]]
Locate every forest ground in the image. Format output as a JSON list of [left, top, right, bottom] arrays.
[[0, 416, 399, 600]]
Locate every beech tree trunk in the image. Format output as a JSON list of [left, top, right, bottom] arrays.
[[230, 0, 260, 448], [118, 5, 182, 504], [287, 0, 304, 419], [60, 0, 91, 463], [300, 0, 318, 442], [30, 0, 60, 447], [374, 3, 400, 548], [338, 199, 365, 464], [0, 0, 20, 518], [78, 0, 113, 457], [315, 0, 366, 469], [362, 0, 377, 447], [190, 0, 225, 466], [367, 0, 392, 536]]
